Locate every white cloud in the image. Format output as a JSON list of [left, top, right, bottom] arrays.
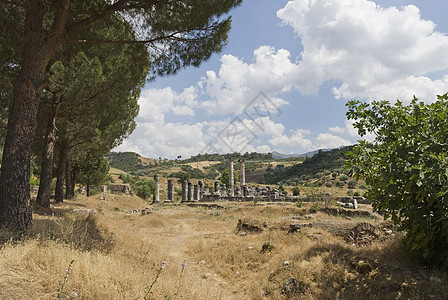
[[137, 87, 197, 124], [315, 133, 352, 149], [277, 0, 448, 101], [199, 47, 293, 115], [117, 0, 448, 158]]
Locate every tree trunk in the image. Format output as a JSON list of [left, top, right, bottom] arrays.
[[0, 1, 69, 230], [55, 146, 67, 203], [36, 99, 60, 208], [70, 169, 76, 198], [65, 157, 74, 199], [0, 4, 47, 230]]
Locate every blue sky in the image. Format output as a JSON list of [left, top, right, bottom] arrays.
[[115, 0, 448, 159]]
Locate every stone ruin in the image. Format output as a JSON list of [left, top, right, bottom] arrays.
[[145, 159, 368, 209]]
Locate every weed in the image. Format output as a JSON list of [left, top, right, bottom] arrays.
[[57, 259, 74, 299], [144, 258, 167, 300], [173, 261, 187, 300]]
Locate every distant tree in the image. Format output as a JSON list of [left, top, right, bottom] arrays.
[[292, 187, 300, 196], [278, 185, 287, 195], [336, 181, 345, 188], [76, 153, 110, 197], [133, 179, 156, 201], [347, 179, 357, 189], [339, 174, 349, 182], [220, 169, 238, 186]]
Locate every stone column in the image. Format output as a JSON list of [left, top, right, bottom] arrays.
[[193, 184, 199, 201], [214, 180, 220, 195], [205, 186, 210, 195], [181, 180, 187, 203], [167, 179, 174, 202], [153, 174, 160, 204], [221, 183, 226, 196], [187, 182, 193, 202], [239, 159, 246, 187], [198, 180, 204, 201], [235, 186, 241, 197], [229, 159, 234, 196]]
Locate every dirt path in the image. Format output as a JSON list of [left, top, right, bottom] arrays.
[[154, 214, 240, 299]]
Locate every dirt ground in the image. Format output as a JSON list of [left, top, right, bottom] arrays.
[[3, 193, 447, 299]]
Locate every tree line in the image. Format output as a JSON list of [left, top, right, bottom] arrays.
[[0, 0, 243, 230]]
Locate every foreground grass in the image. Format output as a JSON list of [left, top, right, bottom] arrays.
[[0, 194, 447, 299]]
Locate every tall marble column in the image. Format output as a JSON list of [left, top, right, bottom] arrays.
[[181, 180, 187, 203], [193, 184, 199, 201], [167, 179, 174, 202], [187, 182, 193, 202], [229, 159, 234, 196], [239, 159, 246, 187], [153, 174, 160, 204], [198, 180, 204, 201]]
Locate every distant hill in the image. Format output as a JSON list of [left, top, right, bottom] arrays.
[[264, 145, 355, 184], [271, 149, 332, 159], [271, 151, 301, 159], [183, 152, 273, 163], [105, 152, 154, 173]]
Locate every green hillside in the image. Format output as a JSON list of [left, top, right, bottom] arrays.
[[264, 145, 355, 184]]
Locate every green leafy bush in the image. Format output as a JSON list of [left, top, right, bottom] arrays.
[[133, 179, 156, 200], [346, 95, 448, 268]]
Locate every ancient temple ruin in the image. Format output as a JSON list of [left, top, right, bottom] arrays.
[[148, 159, 364, 208]]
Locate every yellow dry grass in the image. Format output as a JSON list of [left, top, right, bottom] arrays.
[[1, 195, 447, 300], [184, 161, 221, 171]]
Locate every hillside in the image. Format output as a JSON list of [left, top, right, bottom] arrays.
[[105, 152, 156, 173], [264, 145, 355, 184]]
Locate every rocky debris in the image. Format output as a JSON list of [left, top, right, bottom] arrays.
[[350, 259, 373, 274], [281, 277, 307, 296], [289, 222, 313, 233], [203, 273, 212, 279], [321, 207, 377, 219], [73, 208, 97, 215], [261, 241, 276, 253], [125, 209, 142, 214], [141, 209, 152, 215], [186, 203, 225, 210], [347, 222, 383, 246], [108, 184, 133, 195], [338, 197, 358, 209], [307, 233, 322, 241], [236, 219, 263, 233]]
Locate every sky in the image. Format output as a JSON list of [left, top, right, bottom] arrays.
[[114, 0, 448, 159]]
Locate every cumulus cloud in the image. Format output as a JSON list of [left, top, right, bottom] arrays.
[[277, 0, 448, 101], [117, 0, 448, 158], [199, 47, 293, 115]]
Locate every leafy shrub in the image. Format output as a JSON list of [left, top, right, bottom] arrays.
[[335, 181, 345, 188], [132, 179, 156, 200], [347, 179, 358, 189], [292, 187, 300, 196], [339, 174, 349, 182], [347, 95, 448, 267]]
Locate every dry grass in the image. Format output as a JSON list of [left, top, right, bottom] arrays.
[[1, 195, 447, 299]]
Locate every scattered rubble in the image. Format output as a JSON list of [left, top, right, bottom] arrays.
[[347, 222, 383, 246]]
